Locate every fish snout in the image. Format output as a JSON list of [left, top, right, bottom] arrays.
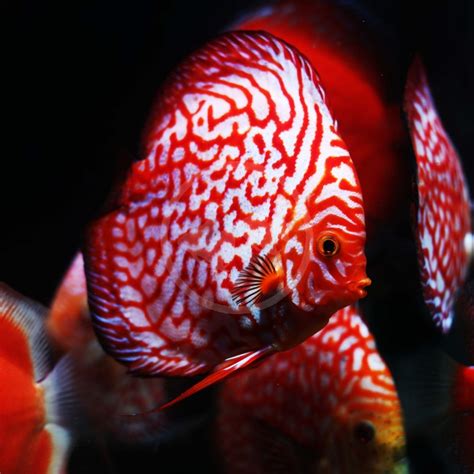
[[350, 277, 371, 299]]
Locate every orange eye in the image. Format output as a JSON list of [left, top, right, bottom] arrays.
[[317, 234, 340, 257]]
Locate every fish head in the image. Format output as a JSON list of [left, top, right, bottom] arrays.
[[345, 409, 406, 473], [318, 394, 406, 474], [279, 158, 370, 330]]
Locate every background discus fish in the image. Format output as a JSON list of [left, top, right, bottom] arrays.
[[404, 58, 472, 334], [216, 305, 407, 474], [234, 0, 412, 239], [47, 253, 171, 445], [83, 30, 369, 401], [0, 283, 75, 474]]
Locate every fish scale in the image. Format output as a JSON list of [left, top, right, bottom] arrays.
[[405, 58, 472, 333], [84, 30, 369, 400]]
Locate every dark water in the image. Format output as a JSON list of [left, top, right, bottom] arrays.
[[2, 1, 473, 472]]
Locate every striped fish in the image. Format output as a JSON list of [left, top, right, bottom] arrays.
[[217, 305, 407, 474], [84, 30, 369, 408], [405, 58, 472, 333]]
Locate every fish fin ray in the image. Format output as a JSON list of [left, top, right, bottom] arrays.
[[127, 346, 274, 414], [0, 283, 51, 381]]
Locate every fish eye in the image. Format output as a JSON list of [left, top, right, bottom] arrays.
[[317, 234, 340, 257], [353, 421, 376, 444]]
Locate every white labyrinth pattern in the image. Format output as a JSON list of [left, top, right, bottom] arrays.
[[405, 59, 471, 333], [85, 31, 366, 377]]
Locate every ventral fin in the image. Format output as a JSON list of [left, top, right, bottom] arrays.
[[128, 346, 274, 415]]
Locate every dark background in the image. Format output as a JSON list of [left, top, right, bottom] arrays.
[[1, 1, 473, 473]]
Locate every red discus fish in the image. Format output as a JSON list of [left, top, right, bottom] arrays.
[[216, 305, 407, 474], [404, 58, 472, 333], [47, 253, 169, 444], [234, 0, 411, 237], [84, 30, 370, 405], [0, 284, 75, 474]]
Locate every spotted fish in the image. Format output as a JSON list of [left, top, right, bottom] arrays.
[[84, 30, 369, 407], [404, 58, 472, 333], [216, 304, 407, 474]]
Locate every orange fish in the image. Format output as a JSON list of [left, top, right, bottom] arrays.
[[0, 283, 75, 474], [216, 305, 407, 473]]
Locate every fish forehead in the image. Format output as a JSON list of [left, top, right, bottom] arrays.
[[405, 59, 471, 333], [85, 31, 363, 376]]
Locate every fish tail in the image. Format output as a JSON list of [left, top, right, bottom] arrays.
[[40, 354, 82, 472]]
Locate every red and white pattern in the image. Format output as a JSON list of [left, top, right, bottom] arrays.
[[84, 31, 367, 378], [405, 59, 471, 333], [217, 305, 405, 473], [47, 254, 170, 444]]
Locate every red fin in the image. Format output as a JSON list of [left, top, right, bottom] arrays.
[[128, 346, 274, 415], [0, 283, 50, 381], [231, 253, 282, 307]]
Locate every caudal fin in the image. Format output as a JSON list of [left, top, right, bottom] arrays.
[[41, 355, 80, 473]]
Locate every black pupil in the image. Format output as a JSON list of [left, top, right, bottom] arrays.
[[354, 421, 375, 443], [322, 238, 336, 255]]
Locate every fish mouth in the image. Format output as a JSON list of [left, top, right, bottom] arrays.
[[351, 277, 371, 298]]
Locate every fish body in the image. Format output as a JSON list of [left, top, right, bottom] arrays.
[[0, 284, 74, 474], [217, 304, 406, 473], [404, 58, 472, 333], [236, 1, 473, 337], [84, 30, 369, 388], [234, 0, 411, 237]]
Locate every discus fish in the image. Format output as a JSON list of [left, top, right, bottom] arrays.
[[216, 305, 407, 474], [0, 283, 75, 474], [404, 58, 472, 333], [47, 253, 170, 444], [83, 30, 369, 407], [235, 0, 412, 237]]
